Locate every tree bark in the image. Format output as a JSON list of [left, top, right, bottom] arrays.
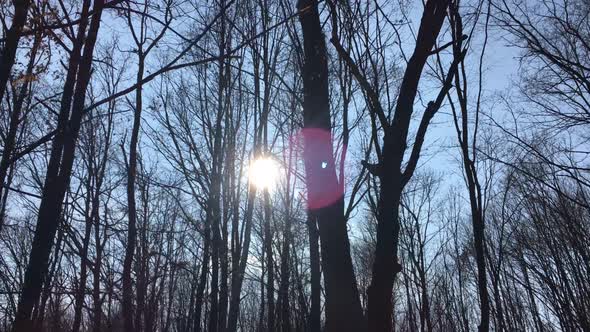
[[298, 0, 364, 330], [11, 1, 104, 330]]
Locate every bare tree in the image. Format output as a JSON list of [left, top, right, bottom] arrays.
[[330, 0, 463, 330], [298, 0, 364, 330], [445, 1, 492, 330], [12, 1, 106, 329], [121, 2, 173, 330]]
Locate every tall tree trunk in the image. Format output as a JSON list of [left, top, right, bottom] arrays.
[[122, 51, 145, 332], [11, 1, 104, 330], [298, 0, 364, 330], [134, 204, 148, 332], [264, 190, 275, 331], [92, 204, 103, 332], [72, 168, 95, 332], [209, 211, 220, 332], [367, 174, 402, 332], [92, 185, 111, 332], [33, 211, 66, 330], [471, 210, 490, 332], [219, 156, 230, 332], [306, 214, 321, 332], [208, 130, 223, 332], [227, 187, 257, 332], [258, 249, 266, 332], [219, 229, 229, 332], [210, 11, 229, 329], [278, 216, 291, 332], [364, 1, 449, 331], [447, 3, 490, 329], [194, 230, 210, 332]]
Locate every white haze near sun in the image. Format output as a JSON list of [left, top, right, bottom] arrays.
[[248, 157, 281, 191]]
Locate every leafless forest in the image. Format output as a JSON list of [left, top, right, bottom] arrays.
[[0, 0, 588, 331]]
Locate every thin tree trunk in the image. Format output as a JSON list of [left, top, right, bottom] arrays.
[[219, 218, 229, 332], [447, 4, 490, 328], [71, 169, 95, 332], [134, 194, 148, 332], [259, 248, 265, 332], [298, 1, 364, 330], [92, 198, 107, 332], [122, 51, 145, 332], [519, 254, 543, 332], [209, 183, 222, 332], [278, 217, 291, 332], [264, 190, 275, 331], [472, 214, 490, 332], [307, 214, 321, 332], [194, 230, 210, 332], [227, 187, 257, 332], [12, 1, 104, 330], [92, 215, 103, 332]]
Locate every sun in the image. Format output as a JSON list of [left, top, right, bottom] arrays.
[[249, 157, 280, 191]]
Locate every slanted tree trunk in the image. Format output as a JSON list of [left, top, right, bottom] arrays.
[[298, 0, 364, 330], [71, 161, 95, 332], [12, 1, 104, 330], [33, 209, 66, 330]]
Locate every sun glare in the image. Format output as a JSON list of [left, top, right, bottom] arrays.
[[249, 157, 280, 191]]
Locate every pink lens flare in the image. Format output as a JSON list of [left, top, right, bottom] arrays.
[[289, 128, 347, 210]]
